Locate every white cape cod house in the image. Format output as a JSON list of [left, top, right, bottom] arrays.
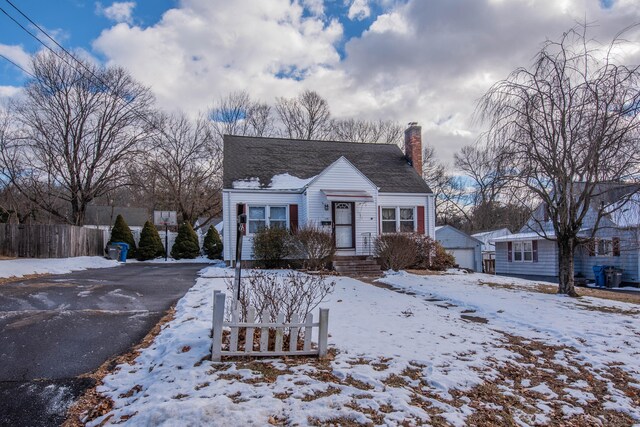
[[222, 123, 435, 264]]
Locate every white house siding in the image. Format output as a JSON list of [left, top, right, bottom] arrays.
[[377, 194, 435, 240], [576, 227, 640, 284], [495, 239, 559, 279], [435, 226, 482, 272], [222, 190, 303, 262], [305, 158, 379, 256]]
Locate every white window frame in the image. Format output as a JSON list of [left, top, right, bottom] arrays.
[[595, 238, 613, 257], [380, 206, 416, 234], [513, 241, 533, 262], [247, 205, 289, 235]]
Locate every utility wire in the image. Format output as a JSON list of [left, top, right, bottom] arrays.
[[1, 0, 170, 139], [0, 53, 36, 78]]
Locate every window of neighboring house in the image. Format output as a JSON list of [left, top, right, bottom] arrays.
[[596, 238, 613, 256], [381, 207, 416, 233], [248, 205, 287, 234], [513, 241, 533, 262]]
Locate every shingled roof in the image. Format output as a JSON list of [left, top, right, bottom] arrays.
[[223, 135, 432, 194]]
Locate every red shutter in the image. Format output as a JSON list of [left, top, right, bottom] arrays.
[[613, 237, 620, 256], [532, 240, 538, 262], [507, 241, 512, 262], [378, 206, 381, 234], [289, 204, 299, 233], [588, 239, 595, 256], [417, 206, 425, 234]]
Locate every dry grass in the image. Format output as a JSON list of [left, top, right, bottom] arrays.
[[0, 273, 50, 285]]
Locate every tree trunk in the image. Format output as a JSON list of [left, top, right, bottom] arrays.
[[557, 237, 578, 296]]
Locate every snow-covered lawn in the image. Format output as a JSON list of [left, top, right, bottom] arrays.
[[0, 256, 120, 279], [89, 267, 640, 426]]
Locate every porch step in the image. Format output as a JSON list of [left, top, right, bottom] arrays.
[[333, 257, 381, 276]]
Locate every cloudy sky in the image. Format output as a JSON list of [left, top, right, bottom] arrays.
[[1, 0, 639, 164]]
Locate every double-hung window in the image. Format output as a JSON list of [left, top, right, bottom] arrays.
[[381, 207, 416, 233], [248, 205, 287, 234], [513, 241, 533, 262]]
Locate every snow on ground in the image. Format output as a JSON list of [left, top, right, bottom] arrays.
[[89, 267, 640, 426], [0, 256, 120, 279]]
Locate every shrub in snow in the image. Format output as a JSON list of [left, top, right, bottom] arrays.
[[227, 270, 335, 323], [171, 222, 200, 259], [137, 221, 165, 260], [374, 233, 418, 271], [203, 226, 223, 259], [108, 214, 137, 258], [252, 226, 296, 268], [293, 224, 335, 270], [412, 235, 456, 271]]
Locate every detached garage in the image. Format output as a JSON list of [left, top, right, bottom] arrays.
[[435, 225, 483, 272]]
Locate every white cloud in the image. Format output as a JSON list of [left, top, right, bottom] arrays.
[[0, 85, 22, 99], [0, 44, 31, 74], [96, 1, 136, 24], [91, 0, 640, 165], [347, 0, 371, 20]]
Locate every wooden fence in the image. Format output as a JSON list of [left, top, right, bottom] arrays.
[[0, 224, 105, 258], [211, 291, 329, 362]]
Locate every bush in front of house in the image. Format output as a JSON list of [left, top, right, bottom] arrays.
[[374, 233, 418, 271], [108, 214, 137, 258], [226, 270, 335, 323], [294, 224, 335, 270], [412, 234, 456, 271], [252, 226, 296, 268], [203, 226, 223, 259], [171, 222, 200, 259], [137, 220, 165, 260]]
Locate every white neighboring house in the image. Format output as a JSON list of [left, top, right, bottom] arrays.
[[222, 123, 436, 264], [472, 228, 512, 261]]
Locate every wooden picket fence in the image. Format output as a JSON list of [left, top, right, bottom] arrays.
[[211, 291, 329, 361], [0, 224, 105, 258]]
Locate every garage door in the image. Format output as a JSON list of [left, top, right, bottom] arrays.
[[448, 249, 476, 270]]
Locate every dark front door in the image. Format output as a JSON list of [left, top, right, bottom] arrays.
[[332, 202, 355, 249]]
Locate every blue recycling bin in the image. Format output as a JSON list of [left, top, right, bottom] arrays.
[[592, 265, 606, 287], [112, 242, 130, 262]]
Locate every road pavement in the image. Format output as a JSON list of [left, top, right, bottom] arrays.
[[0, 262, 208, 426]]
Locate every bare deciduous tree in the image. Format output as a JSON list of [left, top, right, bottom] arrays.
[[477, 24, 640, 296], [209, 91, 275, 139], [139, 112, 222, 226], [0, 51, 154, 225], [331, 118, 403, 145], [275, 90, 331, 140]]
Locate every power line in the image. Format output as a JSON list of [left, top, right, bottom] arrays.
[[1, 0, 171, 140], [0, 53, 35, 78]]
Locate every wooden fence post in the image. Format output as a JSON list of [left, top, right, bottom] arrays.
[[318, 308, 329, 359], [211, 292, 226, 362]]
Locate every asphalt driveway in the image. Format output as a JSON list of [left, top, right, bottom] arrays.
[[0, 262, 209, 427]]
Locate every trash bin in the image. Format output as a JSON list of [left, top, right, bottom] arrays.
[[593, 265, 606, 287], [106, 244, 121, 261], [612, 271, 623, 288], [112, 242, 130, 262]]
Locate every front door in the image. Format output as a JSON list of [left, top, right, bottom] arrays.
[[333, 202, 355, 249]]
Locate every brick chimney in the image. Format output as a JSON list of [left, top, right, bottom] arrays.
[[404, 122, 422, 175]]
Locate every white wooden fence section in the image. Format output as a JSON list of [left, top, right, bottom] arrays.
[[211, 291, 329, 362]]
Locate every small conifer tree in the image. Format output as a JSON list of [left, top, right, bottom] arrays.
[[137, 221, 164, 260], [171, 222, 200, 259], [203, 226, 223, 259], [108, 214, 137, 258]]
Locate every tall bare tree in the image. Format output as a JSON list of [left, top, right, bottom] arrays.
[[210, 91, 275, 139], [331, 118, 403, 145], [139, 112, 222, 226], [0, 51, 154, 225], [275, 90, 331, 140], [477, 24, 640, 296]]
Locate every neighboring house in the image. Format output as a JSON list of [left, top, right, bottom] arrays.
[[83, 205, 149, 245], [494, 184, 640, 284], [472, 228, 512, 261], [222, 123, 435, 263], [435, 225, 483, 272]]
